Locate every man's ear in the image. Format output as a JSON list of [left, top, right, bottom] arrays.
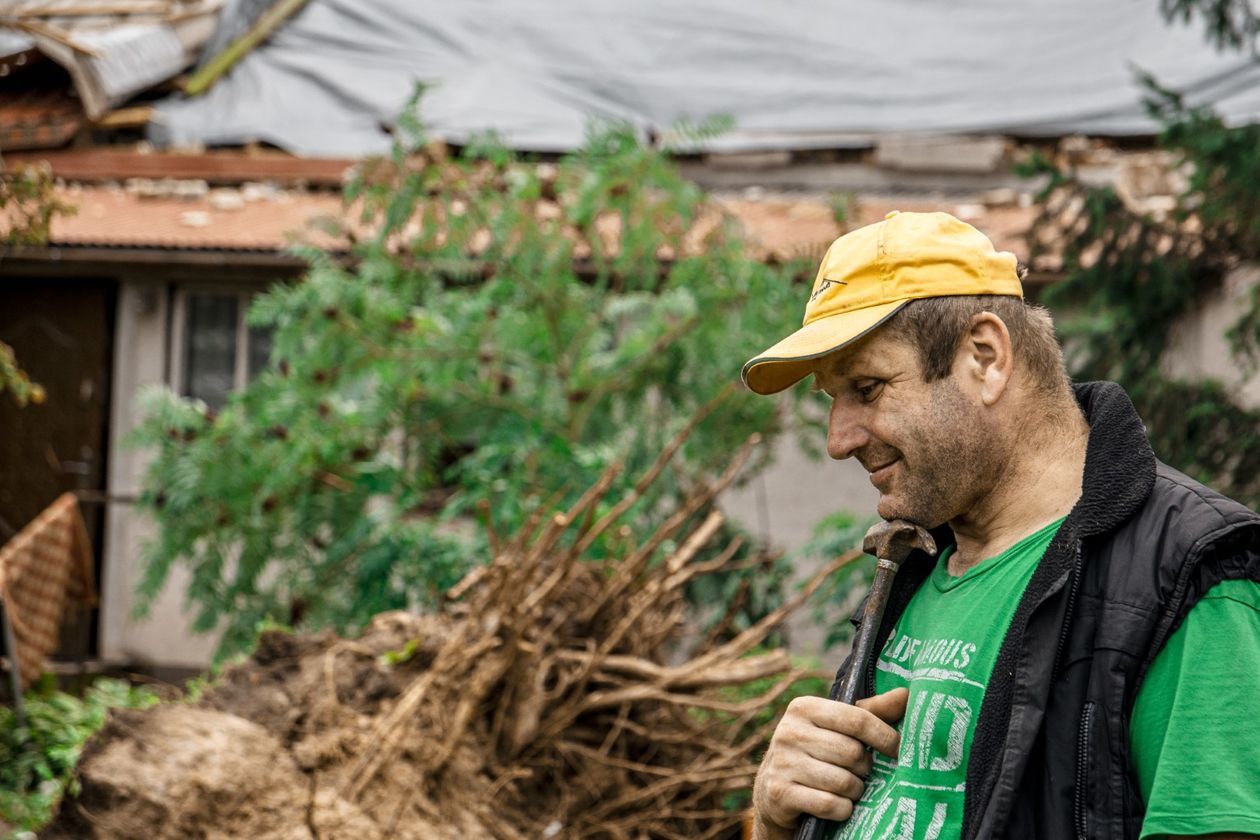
[[958, 312, 1014, 406]]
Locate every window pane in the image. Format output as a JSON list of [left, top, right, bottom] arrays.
[[247, 323, 273, 381], [182, 294, 238, 410]]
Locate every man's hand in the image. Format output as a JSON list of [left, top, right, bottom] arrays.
[[750, 687, 909, 840]]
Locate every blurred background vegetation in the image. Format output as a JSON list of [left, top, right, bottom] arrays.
[[130, 111, 811, 660], [1021, 80, 1260, 508]]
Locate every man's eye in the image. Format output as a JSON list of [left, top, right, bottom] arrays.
[[855, 381, 882, 401]]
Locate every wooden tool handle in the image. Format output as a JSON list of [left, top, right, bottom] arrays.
[[791, 557, 902, 840]]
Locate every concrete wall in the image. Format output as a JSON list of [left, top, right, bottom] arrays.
[[1163, 266, 1260, 409], [721, 406, 879, 554]]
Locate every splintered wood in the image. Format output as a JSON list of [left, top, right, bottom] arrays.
[[324, 424, 860, 839], [48, 411, 863, 839]]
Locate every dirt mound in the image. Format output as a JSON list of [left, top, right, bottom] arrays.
[[44, 705, 313, 840], [45, 431, 858, 839]]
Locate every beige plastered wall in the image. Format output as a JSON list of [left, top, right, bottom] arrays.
[[1162, 265, 1260, 408]]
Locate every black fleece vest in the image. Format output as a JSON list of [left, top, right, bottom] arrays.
[[844, 382, 1260, 840]]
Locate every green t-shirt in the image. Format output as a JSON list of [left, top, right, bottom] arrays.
[[1129, 577, 1260, 839], [831, 521, 1260, 840], [835, 517, 1065, 840]]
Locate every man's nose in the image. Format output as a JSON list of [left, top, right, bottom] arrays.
[[827, 397, 869, 461]]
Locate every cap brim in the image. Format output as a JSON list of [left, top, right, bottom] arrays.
[[741, 300, 909, 395]]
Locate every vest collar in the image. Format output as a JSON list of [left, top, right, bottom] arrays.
[[1068, 381, 1157, 538]]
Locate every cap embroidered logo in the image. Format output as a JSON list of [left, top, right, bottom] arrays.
[[809, 279, 847, 303]]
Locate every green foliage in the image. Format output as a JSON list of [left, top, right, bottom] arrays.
[[1160, 0, 1260, 51], [0, 163, 76, 248], [132, 100, 808, 660], [1020, 80, 1260, 506], [179, 675, 211, 705], [695, 654, 831, 813], [1, 165, 70, 412], [797, 511, 880, 649], [378, 638, 420, 668], [718, 663, 830, 734], [830, 192, 856, 227], [0, 678, 158, 832], [0, 342, 44, 409]]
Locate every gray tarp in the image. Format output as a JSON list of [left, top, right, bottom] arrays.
[[150, 0, 1260, 157]]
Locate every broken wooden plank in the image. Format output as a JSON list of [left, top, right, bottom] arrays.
[[4, 19, 104, 57], [93, 104, 155, 129], [3, 149, 354, 187], [6, 2, 170, 18]]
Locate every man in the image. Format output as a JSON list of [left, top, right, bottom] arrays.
[[741, 211, 1260, 840]]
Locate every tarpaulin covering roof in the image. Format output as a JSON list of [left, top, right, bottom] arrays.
[[147, 0, 1260, 157]]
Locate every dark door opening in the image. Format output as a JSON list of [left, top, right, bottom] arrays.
[[0, 278, 116, 661]]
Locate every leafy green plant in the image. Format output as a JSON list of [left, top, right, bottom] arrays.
[[796, 511, 880, 649], [1161, 0, 1260, 51], [0, 678, 158, 832], [1020, 79, 1260, 507], [132, 101, 809, 660], [0, 163, 76, 248], [0, 342, 44, 409], [378, 638, 420, 668]]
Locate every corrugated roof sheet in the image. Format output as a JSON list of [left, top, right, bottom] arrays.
[[46, 183, 343, 251], [15, 184, 1036, 262]]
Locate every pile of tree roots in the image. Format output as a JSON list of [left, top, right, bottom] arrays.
[[47, 427, 858, 839]]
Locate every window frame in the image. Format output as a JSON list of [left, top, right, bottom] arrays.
[[169, 285, 271, 403]]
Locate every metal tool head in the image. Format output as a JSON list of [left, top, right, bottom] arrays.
[[863, 519, 937, 566]]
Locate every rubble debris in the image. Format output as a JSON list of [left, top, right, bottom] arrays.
[[177, 209, 209, 227], [207, 187, 244, 210], [46, 416, 859, 839], [875, 134, 1008, 174]]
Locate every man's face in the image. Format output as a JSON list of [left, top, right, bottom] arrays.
[[813, 329, 1002, 527]]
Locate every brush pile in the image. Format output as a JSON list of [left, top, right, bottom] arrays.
[[46, 428, 859, 839]]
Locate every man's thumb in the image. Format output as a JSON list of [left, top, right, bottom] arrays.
[[856, 686, 909, 724]]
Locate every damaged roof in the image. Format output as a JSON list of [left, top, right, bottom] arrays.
[[16, 178, 1038, 266], [0, 0, 222, 121], [147, 0, 1260, 157]]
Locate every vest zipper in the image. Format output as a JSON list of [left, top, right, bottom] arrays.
[[1052, 541, 1084, 680], [1074, 700, 1095, 840]]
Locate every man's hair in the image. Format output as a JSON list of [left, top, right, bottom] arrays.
[[884, 294, 1070, 395]]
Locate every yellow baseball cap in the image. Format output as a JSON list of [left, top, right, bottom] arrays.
[[741, 210, 1023, 395]]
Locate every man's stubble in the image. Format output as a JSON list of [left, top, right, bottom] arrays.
[[872, 376, 1005, 529]]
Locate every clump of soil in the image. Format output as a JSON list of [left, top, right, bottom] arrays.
[[45, 705, 314, 839], [45, 429, 857, 839]]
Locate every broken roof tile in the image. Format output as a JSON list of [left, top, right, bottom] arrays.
[[9, 183, 1037, 266]]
